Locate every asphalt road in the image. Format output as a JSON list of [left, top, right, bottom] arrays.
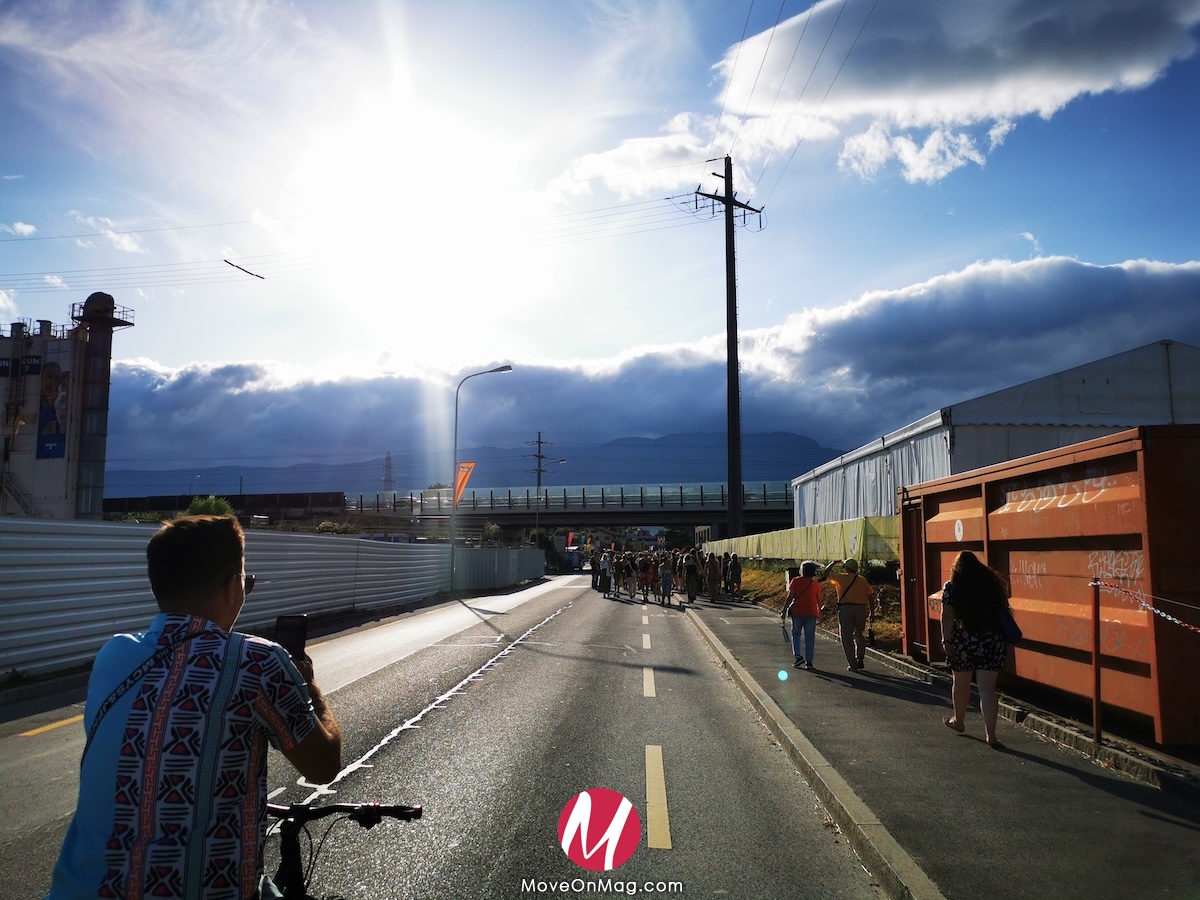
[[1, 575, 883, 899]]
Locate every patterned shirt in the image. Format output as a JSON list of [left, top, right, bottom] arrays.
[[48, 613, 318, 900]]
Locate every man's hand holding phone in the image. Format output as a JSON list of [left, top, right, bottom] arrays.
[[275, 614, 308, 662]]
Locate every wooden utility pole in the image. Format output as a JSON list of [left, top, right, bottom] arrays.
[[696, 155, 761, 538]]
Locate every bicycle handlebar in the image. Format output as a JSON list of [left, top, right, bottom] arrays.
[[268, 801, 423, 828]]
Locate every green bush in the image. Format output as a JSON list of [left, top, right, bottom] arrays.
[[185, 495, 235, 517], [119, 511, 165, 523], [316, 521, 360, 534]]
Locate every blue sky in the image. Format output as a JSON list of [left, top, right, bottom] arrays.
[[2, 0, 1199, 490]]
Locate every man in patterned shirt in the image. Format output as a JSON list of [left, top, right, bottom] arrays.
[[47, 515, 342, 899]]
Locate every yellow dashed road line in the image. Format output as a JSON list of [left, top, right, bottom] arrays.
[[21, 714, 83, 737], [645, 745, 672, 849], [643, 667, 656, 697]]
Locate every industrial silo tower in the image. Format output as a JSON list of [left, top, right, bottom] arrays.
[[0, 292, 133, 519]]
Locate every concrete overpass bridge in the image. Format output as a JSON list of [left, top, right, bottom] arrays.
[[349, 481, 794, 532]]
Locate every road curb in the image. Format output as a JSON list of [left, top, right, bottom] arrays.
[[686, 609, 948, 900]]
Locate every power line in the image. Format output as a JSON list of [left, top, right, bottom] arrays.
[[752, 0, 853, 198], [727, 0, 791, 160], [0, 214, 314, 244], [741, 1, 819, 169], [759, 0, 880, 207], [0, 195, 709, 293], [705, 0, 758, 168]]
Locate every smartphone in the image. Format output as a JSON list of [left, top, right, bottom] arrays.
[[274, 614, 308, 659]]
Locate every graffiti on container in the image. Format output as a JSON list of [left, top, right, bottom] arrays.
[[1012, 557, 1047, 590], [927, 592, 945, 620], [1089, 549, 1145, 585], [996, 466, 1114, 514], [1054, 615, 1091, 650], [1052, 614, 1147, 660], [1104, 619, 1148, 661], [1080, 549, 1150, 661]]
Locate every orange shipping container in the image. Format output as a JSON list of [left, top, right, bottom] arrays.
[[899, 425, 1200, 745]]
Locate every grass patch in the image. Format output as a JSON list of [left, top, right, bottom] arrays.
[[740, 566, 903, 652]]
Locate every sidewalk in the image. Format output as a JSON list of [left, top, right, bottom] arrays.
[[683, 596, 1200, 900]]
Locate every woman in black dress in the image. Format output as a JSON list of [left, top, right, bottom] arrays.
[[940, 550, 1009, 747]]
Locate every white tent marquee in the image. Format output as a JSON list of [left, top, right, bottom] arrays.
[[792, 339, 1200, 527]]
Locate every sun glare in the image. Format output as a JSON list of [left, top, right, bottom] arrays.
[[288, 89, 550, 370]]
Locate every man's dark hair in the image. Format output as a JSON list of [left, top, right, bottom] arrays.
[[147, 515, 245, 610]]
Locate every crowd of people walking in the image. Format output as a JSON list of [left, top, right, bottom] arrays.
[[589, 548, 742, 607], [588, 546, 1019, 749]]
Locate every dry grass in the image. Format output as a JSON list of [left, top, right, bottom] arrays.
[[740, 566, 903, 652]]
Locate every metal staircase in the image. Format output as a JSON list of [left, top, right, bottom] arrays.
[[0, 468, 38, 516]]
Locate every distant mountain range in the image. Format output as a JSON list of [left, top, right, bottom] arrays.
[[105, 432, 844, 499]]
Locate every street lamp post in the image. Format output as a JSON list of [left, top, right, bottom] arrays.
[[449, 365, 512, 592]]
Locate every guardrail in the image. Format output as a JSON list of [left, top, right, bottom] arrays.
[[350, 482, 792, 514]]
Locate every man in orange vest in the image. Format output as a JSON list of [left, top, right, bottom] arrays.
[[821, 558, 877, 672]]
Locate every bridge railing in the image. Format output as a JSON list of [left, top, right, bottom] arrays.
[[349, 482, 792, 514]]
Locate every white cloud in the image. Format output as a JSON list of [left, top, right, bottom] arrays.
[[562, 0, 1200, 189], [834, 121, 892, 181], [548, 112, 711, 200], [988, 119, 1015, 149], [0, 221, 36, 236], [43, 274, 67, 289], [839, 125, 987, 183], [68, 210, 148, 254], [106, 256, 1200, 475], [0, 1, 371, 200]]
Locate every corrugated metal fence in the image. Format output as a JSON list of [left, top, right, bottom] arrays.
[[0, 519, 544, 683]]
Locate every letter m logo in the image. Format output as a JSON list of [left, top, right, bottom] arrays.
[[557, 788, 641, 871]]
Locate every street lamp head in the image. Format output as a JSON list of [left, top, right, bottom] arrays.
[[491, 365, 513, 374]]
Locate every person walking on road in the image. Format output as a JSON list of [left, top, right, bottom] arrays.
[[658, 556, 675, 607], [782, 561, 822, 669], [705, 552, 722, 600], [683, 552, 700, 604], [600, 551, 613, 597], [727, 553, 742, 600], [940, 550, 1010, 748], [821, 558, 877, 671], [622, 553, 637, 598]]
